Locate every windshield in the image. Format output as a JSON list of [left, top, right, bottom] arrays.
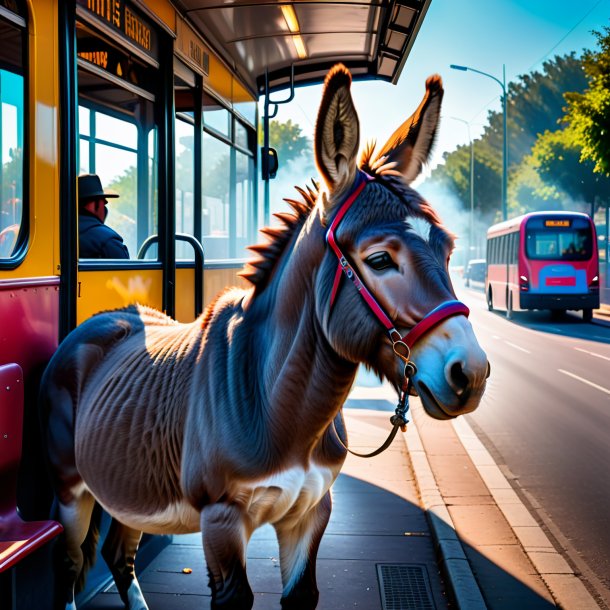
[[525, 217, 593, 261]]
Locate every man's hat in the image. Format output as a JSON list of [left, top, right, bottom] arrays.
[[78, 174, 119, 204]]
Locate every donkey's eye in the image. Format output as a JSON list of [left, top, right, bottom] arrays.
[[365, 252, 397, 272]]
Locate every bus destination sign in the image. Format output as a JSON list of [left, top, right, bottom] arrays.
[[77, 0, 158, 61], [545, 220, 571, 228]]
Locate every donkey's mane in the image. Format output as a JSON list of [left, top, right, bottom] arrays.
[[239, 181, 319, 293], [359, 141, 447, 233]]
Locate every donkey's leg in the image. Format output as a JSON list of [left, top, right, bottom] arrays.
[[201, 502, 254, 610], [56, 491, 97, 610], [101, 519, 148, 610], [275, 491, 332, 610]]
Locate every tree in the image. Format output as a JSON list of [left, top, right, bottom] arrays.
[[565, 27, 610, 176], [529, 126, 610, 209], [262, 119, 312, 166], [425, 53, 590, 218]]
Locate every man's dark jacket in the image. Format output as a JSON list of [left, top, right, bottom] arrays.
[[79, 209, 129, 258]]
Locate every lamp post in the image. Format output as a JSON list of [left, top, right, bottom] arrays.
[[450, 63, 507, 221], [449, 116, 474, 262]]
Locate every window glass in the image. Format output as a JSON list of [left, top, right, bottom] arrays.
[[175, 117, 195, 260], [202, 132, 231, 260], [96, 112, 138, 149], [526, 228, 593, 261], [235, 149, 254, 258], [95, 143, 138, 257], [234, 100, 256, 127], [235, 121, 249, 151], [79, 140, 90, 174], [203, 92, 230, 138], [78, 106, 157, 260], [79, 106, 90, 137], [0, 18, 24, 260]]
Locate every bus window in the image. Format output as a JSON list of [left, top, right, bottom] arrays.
[[176, 116, 195, 260], [78, 105, 150, 259], [525, 220, 593, 262], [0, 10, 25, 260], [202, 92, 257, 261], [236, 148, 254, 257], [202, 132, 231, 260], [76, 9, 161, 262]]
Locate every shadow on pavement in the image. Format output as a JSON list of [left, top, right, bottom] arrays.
[[487, 308, 610, 344]]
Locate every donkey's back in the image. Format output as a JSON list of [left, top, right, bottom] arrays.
[[41, 304, 204, 529]]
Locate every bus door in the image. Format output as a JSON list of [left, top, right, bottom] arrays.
[[71, 1, 177, 325]]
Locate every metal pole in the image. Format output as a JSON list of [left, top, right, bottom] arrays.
[[450, 64, 508, 221], [470, 136, 475, 256], [502, 64, 508, 221]]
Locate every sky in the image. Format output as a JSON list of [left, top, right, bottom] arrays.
[[266, 0, 609, 176]]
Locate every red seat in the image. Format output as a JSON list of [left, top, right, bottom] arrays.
[[0, 363, 63, 573]]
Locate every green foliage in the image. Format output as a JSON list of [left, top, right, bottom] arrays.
[[530, 126, 610, 206], [426, 53, 599, 219], [565, 27, 610, 176], [261, 119, 312, 166]]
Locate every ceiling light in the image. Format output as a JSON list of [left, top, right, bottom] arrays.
[[292, 34, 307, 59], [281, 4, 299, 33]]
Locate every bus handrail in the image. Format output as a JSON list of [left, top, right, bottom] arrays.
[[138, 234, 205, 318]]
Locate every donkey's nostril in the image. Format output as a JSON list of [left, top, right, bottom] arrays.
[[449, 361, 469, 396], [486, 361, 491, 379]]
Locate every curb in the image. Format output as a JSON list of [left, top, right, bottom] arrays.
[[403, 413, 487, 610], [450, 416, 601, 609]]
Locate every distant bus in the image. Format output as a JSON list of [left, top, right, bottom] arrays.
[[486, 212, 599, 320]]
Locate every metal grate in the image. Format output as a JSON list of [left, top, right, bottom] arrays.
[[376, 564, 435, 610]]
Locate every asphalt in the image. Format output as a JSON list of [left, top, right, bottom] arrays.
[[82, 329, 609, 610]]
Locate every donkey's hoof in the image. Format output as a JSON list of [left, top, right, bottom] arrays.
[[124, 581, 149, 610], [280, 588, 319, 610]]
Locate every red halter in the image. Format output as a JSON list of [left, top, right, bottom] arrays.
[[325, 171, 470, 352]]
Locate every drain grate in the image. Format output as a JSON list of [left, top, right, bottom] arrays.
[[376, 564, 435, 610]]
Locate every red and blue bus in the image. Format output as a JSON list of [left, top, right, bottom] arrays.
[[485, 211, 599, 321]]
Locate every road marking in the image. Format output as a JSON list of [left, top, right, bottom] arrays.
[[504, 341, 531, 354], [574, 347, 610, 362], [558, 369, 610, 396]]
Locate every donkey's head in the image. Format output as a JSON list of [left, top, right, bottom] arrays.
[[314, 64, 488, 419]]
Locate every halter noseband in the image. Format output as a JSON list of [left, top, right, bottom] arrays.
[[325, 171, 470, 456]]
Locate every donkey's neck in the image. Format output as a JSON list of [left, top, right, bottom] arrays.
[[245, 213, 357, 459]]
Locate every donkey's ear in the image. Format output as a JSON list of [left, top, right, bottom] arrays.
[[375, 75, 443, 184], [314, 64, 360, 196]]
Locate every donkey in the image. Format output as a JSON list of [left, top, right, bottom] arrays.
[[40, 64, 489, 610]]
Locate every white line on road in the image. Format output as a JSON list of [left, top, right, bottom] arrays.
[[574, 347, 610, 362], [558, 369, 610, 396], [504, 341, 531, 354]]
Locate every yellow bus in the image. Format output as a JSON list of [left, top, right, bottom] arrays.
[[0, 1, 430, 605]]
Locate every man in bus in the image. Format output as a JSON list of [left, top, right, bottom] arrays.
[[78, 173, 129, 259]]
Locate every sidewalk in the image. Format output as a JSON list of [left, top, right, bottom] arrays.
[[84, 375, 603, 610], [593, 303, 610, 325]]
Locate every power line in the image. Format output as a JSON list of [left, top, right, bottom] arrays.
[[527, 0, 607, 72], [467, 0, 607, 126]]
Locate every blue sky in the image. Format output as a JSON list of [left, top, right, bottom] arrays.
[[269, 0, 609, 174]]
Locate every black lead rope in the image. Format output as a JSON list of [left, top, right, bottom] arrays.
[[336, 361, 416, 459]]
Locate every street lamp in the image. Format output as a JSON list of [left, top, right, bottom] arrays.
[[450, 63, 507, 221], [449, 116, 474, 261]]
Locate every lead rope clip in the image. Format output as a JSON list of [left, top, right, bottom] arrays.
[[390, 339, 416, 432]]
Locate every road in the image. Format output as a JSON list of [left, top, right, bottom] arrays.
[[454, 281, 610, 605]]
